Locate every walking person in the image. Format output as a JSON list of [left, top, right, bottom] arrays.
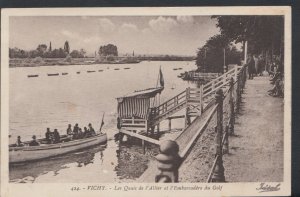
[[247, 54, 255, 80]]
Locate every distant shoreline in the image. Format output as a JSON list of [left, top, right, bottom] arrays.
[[9, 57, 195, 68]]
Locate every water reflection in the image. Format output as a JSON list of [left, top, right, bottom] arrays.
[[10, 145, 106, 183]]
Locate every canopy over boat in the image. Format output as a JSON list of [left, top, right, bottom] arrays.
[[116, 87, 163, 119]]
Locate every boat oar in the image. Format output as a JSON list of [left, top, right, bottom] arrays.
[[99, 112, 105, 133]]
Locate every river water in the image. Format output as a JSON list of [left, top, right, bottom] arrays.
[[9, 61, 198, 183]]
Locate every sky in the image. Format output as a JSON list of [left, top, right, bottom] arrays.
[[9, 16, 220, 56]]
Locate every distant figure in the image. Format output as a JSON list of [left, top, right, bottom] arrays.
[[247, 55, 255, 80], [88, 123, 96, 136], [53, 129, 60, 143], [15, 136, 24, 147], [66, 124, 73, 135], [45, 128, 51, 144], [253, 55, 259, 75], [29, 135, 40, 146]]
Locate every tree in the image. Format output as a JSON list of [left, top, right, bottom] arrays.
[[64, 41, 70, 54], [36, 44, 47, 57], [98, 44, 118, 57], [212, 16, 284, 64], [196, 34, 242, 73]]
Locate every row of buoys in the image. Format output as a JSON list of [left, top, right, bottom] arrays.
[[27, 67, 131, 78], [173, 67, 183, 71]]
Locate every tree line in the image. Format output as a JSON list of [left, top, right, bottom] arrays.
[[196, 16, 284, 73], [9, 41, 86, 59]]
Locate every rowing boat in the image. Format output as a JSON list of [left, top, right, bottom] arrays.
[[27, 75, 39, 78], [9, 133, 107, 163]]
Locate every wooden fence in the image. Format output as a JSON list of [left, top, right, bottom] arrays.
[[149, 64, 247, 183]]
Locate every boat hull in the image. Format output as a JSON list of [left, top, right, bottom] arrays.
[[9, 134, 107, 163]]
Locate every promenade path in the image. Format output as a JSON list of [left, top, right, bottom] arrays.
[[223, 76, 284, 182]]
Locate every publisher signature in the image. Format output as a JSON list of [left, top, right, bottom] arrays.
[[256, 183, 281, 193]]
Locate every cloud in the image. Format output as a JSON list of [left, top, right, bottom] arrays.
[[83, 36, 101, 44], [119, 23, 138, 33], [149, 16, 178, 33], [176, 16, 194, 24], [97, 18, 116, 33], [61, 30, 80, 39]]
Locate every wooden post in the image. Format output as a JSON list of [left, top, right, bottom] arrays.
[[212, 89, 225, 182], [229, 78, 235, 135], [155, 140, 181, 182], [236, 73, 241, 113], [200, 84, 204, 114], [168, 118, 172, 131], [234, 65, 238, 82], [223, 125, 229, 154], [142, 140, 146, 154]]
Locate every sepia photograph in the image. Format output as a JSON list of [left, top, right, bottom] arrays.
[[1, 7, 291, 197]]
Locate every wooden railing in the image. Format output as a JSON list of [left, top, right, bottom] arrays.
[[149, 64, 247, 183], [148, 66, 242, 127]]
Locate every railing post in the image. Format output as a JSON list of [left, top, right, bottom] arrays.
[[234, 65, 238, 81], [229, 78, 235, 135], [168, 118, 172, 131], [212, 89, 225, 182], [155, 140, 181, 182], [236, 74, 241, 113], [200, 84, 204, 114], [223, 125, 229, 154]]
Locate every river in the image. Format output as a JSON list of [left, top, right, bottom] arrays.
[[9, 60, 199, 183]]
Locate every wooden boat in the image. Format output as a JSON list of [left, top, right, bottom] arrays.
[[62, 73, 68, 75], [98, 70, 103, 72], [124, 67, 130, 70], [47, 73, 59, 76], [9, 133, 107, 163], [114, 68, 120, 70], [173, 68, 178, 70], [76, 72, 80, 74], [27, 75, 39, 78], [87, 70, 96, 73], [178, 68, 182, 70]]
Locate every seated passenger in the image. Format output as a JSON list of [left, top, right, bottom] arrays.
[[88, 123, 96, 136], [83, 127, 91, 138], [73, 123, 79, 138], [15, 136, 24, 147], [29, 135, 40, 146], [53, 129, 60, 143], [78, 128, 83, 139], [66, 124, 73, 136], [45, 128, 51, 144]]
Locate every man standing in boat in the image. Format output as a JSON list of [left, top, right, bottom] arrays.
[[73, 124, 79, 136], [45, 128, 51, 144], [67, 124, 73, 135], [53, 129, 60, 143]]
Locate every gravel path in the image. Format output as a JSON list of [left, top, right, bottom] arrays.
[[223, 76, 284, 182]]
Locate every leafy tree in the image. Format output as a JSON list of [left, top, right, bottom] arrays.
[[196, 34, 242, 73], [98, 44, 118, 57], [64, 41, 70, 54], [212, 15, 284, 64]]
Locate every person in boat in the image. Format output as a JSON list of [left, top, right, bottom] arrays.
[[83, 127, 91, 138], [88, 123, 96, 136], [15, 136, 24, 147], [73, 123, 79, 138], [67, 124, 73, 136], [29, 135, 40, 146], [53, 129, 60, 143], [78, 128, 83, 139], [45, 128, 51, 144]]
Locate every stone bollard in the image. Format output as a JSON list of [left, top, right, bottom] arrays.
[[212, 89, 225, 182], [229, 78, 235, 135], [155, 140, 181, 183]]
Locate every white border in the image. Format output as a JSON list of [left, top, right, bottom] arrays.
[[1, 7, 291, 197]]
